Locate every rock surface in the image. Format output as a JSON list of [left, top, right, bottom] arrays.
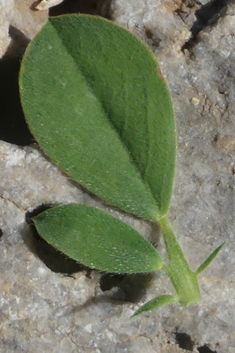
[[1, 1, 235, 353], [0, 0, 14, 57], [0, 0, 48, 58]]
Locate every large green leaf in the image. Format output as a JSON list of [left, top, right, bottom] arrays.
[[32, 203, 163, 274], [20, 15, 176, 221]]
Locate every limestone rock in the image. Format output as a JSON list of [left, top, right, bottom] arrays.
[[0, 0, 48, 58], [1, 1, 235, 352], [36, 0, 64, 11], [0, 0, 14, 57]]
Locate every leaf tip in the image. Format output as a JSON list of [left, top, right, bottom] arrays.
[[196, 241, 225, 275]]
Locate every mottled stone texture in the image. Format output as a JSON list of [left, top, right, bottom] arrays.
[[1, 1, 235, 352], [0, 0, 48, 58]]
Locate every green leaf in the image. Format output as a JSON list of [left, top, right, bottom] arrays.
[[132, 295, 178, 317], [19, 15, 176, 221], [32, 203, 163, 274], [196, 242, 225, 275]]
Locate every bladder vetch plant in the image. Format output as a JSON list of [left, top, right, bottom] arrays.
[[19, 14, 224, 316]]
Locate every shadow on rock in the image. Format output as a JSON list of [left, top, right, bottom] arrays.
[[0, 56, 34, 146], [23, 203, 158, 305], [24, 204, 86, 275]]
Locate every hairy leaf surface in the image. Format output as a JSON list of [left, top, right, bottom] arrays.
[[20, 15, 176, 220], [132, 295, 178, 317], [32, 203, 163, 274]]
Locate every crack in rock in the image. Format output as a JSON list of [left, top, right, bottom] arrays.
[[182, 0, 233, 53], [0, 194, 26, 212]]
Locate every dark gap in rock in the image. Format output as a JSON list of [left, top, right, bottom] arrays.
[[174, 332, 194, 351], [100, 274, 125, 292], [0, 57, 34, 146], [49, 0, 98, 16], [25, 205, 86, 275], [100, 272, 155, 302], [0, 229, 3, 239], [49, 0, 113, 19], [182, 0, 232, 53], [145, 28, 155, 40], [197, 344, 217, 353], [25, 204, 55, 224], [191, 0, 231, 37], [144, 27, 162, 48]]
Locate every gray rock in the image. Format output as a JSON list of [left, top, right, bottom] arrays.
[[1, 1, 235, 352], [0, 0, 48, 58], [0, 0, 14, 57]]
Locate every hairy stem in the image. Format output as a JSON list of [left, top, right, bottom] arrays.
[[160, 217, 201, 306]]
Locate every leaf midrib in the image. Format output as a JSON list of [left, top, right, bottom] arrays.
[[49, 19, 160, 217]]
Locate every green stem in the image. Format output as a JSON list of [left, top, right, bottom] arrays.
[[159, 217, 201, 306]]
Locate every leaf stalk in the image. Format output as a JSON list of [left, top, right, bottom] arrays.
[[159, 217, 201, 306]]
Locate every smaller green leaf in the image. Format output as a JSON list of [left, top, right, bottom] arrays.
[[131, 295, 178, 317], [196, 242, 225, 275], [32, 203, 163, 274]]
